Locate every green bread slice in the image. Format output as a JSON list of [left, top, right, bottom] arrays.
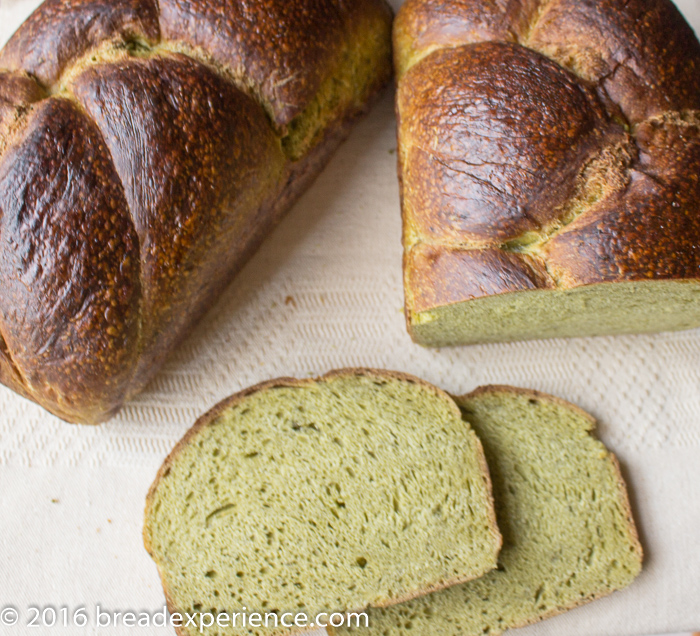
[[143, 369, 502, 636], [334, 386, 643, 636]]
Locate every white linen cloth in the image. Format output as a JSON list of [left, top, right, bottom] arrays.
[[1, 0, 699, 634]]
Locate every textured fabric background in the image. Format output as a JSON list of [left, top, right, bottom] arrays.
[[0, 0, 699, 634]]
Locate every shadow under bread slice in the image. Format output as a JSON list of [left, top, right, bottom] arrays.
[[143, 369, 502, 636], [333, 386, 643, 636]]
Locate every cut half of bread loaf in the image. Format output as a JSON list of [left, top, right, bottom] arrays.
[[334, 385, 643, 636], [143, 369, 502, 636], [396, 0, 700, 346]]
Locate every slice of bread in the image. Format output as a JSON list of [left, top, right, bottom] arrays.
[[334, 386, 643, 636], [143, 369, 502, 636]]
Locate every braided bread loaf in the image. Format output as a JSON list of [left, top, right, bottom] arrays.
[[0, 0, 392, 423], [397, 0, 700, 346]]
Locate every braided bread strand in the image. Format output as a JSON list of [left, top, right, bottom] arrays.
[[0, 0, 393, 423]]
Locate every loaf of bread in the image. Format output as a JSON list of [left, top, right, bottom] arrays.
[[335, 385, 643, 636], [144, 369, 502, 636], [0, 0, 392, 423], [397, 0, 700, 346]]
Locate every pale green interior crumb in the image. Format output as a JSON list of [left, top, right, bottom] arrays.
[[336, 389, 642, 636], [410, 279, 700, 347], [144, 374, 500, 636]]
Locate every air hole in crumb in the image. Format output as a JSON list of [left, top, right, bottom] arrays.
[[205, 570, 217, 579], [356, 557, 368, 568]]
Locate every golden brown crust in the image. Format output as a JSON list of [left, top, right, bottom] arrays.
[[528, 0, 700, 124], [71, 52, 286, 372], [159, 0, 393, 131], [394, 0, 514, 75], [0, 0, 161, 87], [544, 119, 700, 285], [0, 70, 45, 154], [144, 368, 502, 636], [0, 97, 142, 423], [398, 42, 623, 245], [406, 244, 552, 314], [129, 88, 389, 405], [397, 0, 700, 330], [393, 0, 549, 77], [0, 0, 393, 423]]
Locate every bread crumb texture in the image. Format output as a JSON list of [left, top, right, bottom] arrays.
[[144, 370, 501, 636], [335, 386, 642, 636]]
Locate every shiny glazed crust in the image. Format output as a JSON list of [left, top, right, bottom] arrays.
[[0, 0, 393, 423], [397, 0, 700, 323]]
